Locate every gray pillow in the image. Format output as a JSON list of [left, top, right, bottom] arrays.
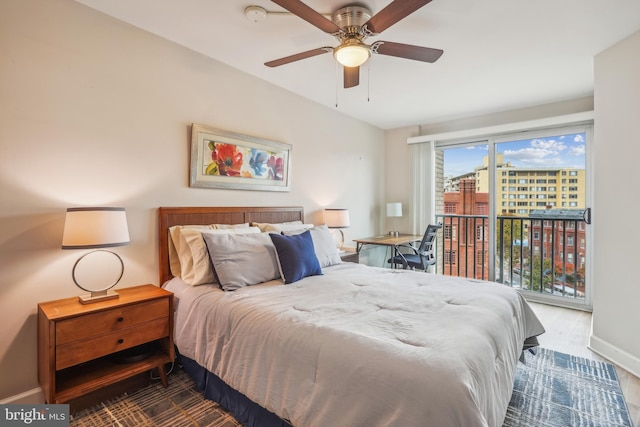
[[202, 232, 280, 291], [284, 225, 342, 268]]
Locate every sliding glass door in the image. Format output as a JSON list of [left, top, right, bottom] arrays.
[[434, 126, 592, 309]]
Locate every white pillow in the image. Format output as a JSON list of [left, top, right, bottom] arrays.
[[252, 221, 308, 232], [202, 232, 281, 291], [177, 227, 260, 285], [212, 223, 250, 229], [263, 223, 315, 233], [285, 225, 342, 268], [168, 225, 213, 278]]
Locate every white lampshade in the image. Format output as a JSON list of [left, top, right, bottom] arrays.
[[334, 40, 370, 67], [62, 207, 130, 249], [386, 202, 403, 218], [61, 207, 130, 304], [324, 208, 350, 228]]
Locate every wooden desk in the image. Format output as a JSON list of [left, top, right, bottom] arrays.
[[354, 234, 423, 268]]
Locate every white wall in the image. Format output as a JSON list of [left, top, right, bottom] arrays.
[[590, 30, 640, 377], [0, 0, 384, 401]]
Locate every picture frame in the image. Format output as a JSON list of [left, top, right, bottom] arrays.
[[189, 123, 292, 192]]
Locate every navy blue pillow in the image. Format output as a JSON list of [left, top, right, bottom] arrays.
[[269, 230, 322, 284]]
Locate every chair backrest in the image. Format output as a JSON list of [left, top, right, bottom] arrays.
[[417, 224, 442, 266]]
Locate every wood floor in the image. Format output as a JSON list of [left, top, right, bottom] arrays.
[[529, 302, 640, 426]]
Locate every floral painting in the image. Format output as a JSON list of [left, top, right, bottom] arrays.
[[203, 142, 285, 181], [190, 124, 291, 191]]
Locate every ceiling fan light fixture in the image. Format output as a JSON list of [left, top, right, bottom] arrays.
[[334, 39, 370, 68]]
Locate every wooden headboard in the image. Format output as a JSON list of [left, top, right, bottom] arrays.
[[158, 206, 304, 285]]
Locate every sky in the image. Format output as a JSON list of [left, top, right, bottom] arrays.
[[443, 132, 586, 177]]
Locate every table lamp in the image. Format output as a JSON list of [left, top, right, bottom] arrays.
[[324, 208, 350, 250], [386, 202, 402, 236], [62, 207, 130, 304]]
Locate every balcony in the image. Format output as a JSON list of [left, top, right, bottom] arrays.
[[434, 210, 587, 301]]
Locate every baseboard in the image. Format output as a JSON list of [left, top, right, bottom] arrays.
[[0, 387, 44, 404], [589, 333, 640, 378]]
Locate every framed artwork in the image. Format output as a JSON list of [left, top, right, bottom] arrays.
[[190, 123, 292, 192]]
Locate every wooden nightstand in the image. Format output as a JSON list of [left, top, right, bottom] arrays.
[[340, 250, 359, 263], [38, 284, 174, 404]]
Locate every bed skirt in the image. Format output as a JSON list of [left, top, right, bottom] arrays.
[[178, 352, 291, 427]]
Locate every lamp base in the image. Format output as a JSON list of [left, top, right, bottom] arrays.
[[78, 290, 119, 304]]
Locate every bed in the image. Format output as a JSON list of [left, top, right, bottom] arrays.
[[158, 206, 545, 427]]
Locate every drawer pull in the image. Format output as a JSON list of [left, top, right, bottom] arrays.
[[117, 317, 124, 322], [117, 338, 124, 344]]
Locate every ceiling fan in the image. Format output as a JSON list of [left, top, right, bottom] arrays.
[[263, 0, 443, 89]]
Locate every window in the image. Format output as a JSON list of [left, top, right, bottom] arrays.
[[432, 125, 590, 307], [569, 202, 578, 207], [444, 250, 457, 265], [476, 250, 487, 266], [445, 203, 456, 213], [444, 225, 457, 240]]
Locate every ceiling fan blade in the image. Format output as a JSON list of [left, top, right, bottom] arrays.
[[271, 0, 341, 34], [365, 0, 433, 34], [265, 47, 331, 67], [344, 66, 360, 88], [374, 41, 443, 63]]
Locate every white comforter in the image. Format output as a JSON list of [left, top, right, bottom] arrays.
[[165, 263, 545, 427]]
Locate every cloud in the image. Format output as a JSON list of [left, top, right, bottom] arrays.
[[568, 145, 585, 156], [574, 134, 585, 143], [530, 138, 567, 152], [504, 148, 565, 166]]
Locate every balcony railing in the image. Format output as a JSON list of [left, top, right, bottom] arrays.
[[434, 212, 587, 300]]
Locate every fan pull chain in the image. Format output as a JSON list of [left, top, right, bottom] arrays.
[[367, 62, 371, 102], [335, 62, 339, 108]]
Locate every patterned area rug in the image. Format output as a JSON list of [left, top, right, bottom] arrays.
[[504, 347, 632, 427], [71, 348, 632, 427]]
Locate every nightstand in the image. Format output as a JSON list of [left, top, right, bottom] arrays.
[[38, 284, 174, 404], [340, 250, 359, 263]]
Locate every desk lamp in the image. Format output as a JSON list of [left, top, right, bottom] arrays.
[[62, 207, 130, 304], [386, 202, 402, 236]]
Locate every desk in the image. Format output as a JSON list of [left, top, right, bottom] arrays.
[[353, 234, 423, 268]]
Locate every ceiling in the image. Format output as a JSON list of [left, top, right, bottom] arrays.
[[75, 0, 640, 130]]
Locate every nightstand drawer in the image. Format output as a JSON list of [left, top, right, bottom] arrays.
[[56, 317, 169, 370], [56, 299, 168, 345]]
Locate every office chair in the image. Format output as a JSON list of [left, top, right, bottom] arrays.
[[388, 224, 442, 271]]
